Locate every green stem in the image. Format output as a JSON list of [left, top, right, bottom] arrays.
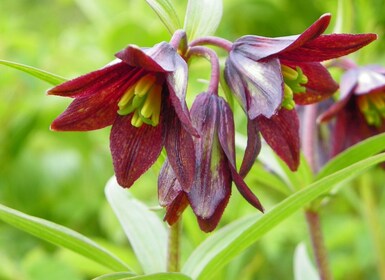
[[167, 219, 181, 272], [305, 210, 333, 280], [359, 174, 385, 280]]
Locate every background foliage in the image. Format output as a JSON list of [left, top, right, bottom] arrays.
[[1, 0, 385, 279]]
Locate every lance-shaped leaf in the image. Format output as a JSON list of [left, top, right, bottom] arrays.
[[145, 0, 182, 35], [184, 0, 223, 41]]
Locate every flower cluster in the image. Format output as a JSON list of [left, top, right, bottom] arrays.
[[49, 14, 376, 231]]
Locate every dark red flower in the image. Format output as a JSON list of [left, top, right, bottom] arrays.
[[319, 64, 385, 155], [48, 42, 197, 190], [158, 93, 263, 232], [224, 13, 377, 173]]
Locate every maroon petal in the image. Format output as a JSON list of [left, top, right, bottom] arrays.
[[257, 108, 300, 171], [115, 42, 177, 72], [232, 14, 331, 61], [225, 52, 283, 119], [291, 62, 338, 105], [239, 119, 261, 177], [282, 33, 377, 62], [196, 192, 230, 232], [231, 167, 263, 212], [47, 61, 135, 98], [163, 100, 196, 192], [158, 160, 182, 206], [164, 192, 189, 226], [166, 54, 198, 136], [217, 96, 236, 166], [110, 115, 163, 188], [188, 94, 231, 224]]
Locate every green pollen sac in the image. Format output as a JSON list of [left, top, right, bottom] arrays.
[[281, 65, 308, 110], [117, 74, 162, 128], [357, 92, 385, 127]]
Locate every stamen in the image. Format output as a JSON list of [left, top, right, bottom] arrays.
[[281, 65, 308, 110], [357, 92, 385, 127], [117, 73, 163, 127]]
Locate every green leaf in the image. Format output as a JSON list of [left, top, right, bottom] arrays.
[[0, 59, 67, 85], [184, 0, 223, 41], [94, 272, 191, 280], [293, 243, 318, 280], [93, 272, 136, 280], [316, 132, 385, 180], [105, 177, 167, 274], [0, 203, 131, 272], [145, 0, 182, 35], [182, 153, 385, 279]]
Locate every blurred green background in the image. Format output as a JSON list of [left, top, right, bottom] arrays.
[[1, 0, 385, 279]]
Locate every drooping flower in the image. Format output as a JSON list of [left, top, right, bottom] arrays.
[[48, 40, 197, 190], [158, 92, 263, 232], [224, 13, 377, 173], [318, 64, 385, 155]]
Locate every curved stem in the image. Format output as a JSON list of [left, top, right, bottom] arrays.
[[190, 36, 233, 52], [187, 46, 220, 94], [167, 219, 181, 272], [302, 103, 332, 280], [170, 30, 188, 55]]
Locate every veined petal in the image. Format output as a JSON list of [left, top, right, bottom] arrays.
[[281, 33, 377, 62], [164, 192, 189, 226], [50, 76, 132, 131], [162, 99, 196, 192], [291, 62, 338, 105], [188, 94, 231, 225], [47, 62, 135, 98], [158, 160, 182, 206], [166, 54, 198, 136], [239, 119, 261, 177], [226, 52, 283, 119], [257, 108, 300, 171], [110, 115, 163, 188], [116, 42, 177, 72], [217, 96, 236, 167], [196, 193, 230, 232], [232, 14, 331, 61], [355, 66, 385, 95]]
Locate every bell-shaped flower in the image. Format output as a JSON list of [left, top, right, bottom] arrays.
[[224, 13, 376, 173], [158, 93, 263, 232], [48, 41, 197, 190], [319, 64, 385, 155]]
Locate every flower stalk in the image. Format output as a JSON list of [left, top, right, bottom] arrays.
[[167, 219, 182, 272]]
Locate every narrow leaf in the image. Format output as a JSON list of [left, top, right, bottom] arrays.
[[105, 177, 167, 274], [293, 243, 319, 280], [93, 272, 136, 280], [182, 153, 385, 279], [0, 59, 67, 85], [184, 0, 223, 41], [316, 132, 385, 180], [95, 272, 191, 280], [0, 203, 131, 272], [145, 0, 182, 35]]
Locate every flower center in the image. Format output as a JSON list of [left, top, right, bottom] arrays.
[[117, 73, 162, 128], [281, 65, 308, 110], [357, 92, 385, 127]]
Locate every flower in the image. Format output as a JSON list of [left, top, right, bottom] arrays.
[[224, 13, 377, 173], [48, 41, 197, 190], [158, 93, 263, 232], [318, 64, 385, 155]]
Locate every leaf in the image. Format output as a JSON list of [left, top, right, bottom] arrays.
[[316, 132, 385, 180], [182, 153, 385, 279], [183, 0, 223, 41], [0, 203, 131, 272], [145, 0, 182, 35], [293, 243, 319, 280], [105, 177, 168, 274], [0, 59, 67, 85], [94, 272, 191, 280]]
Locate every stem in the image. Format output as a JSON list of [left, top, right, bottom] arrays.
[[187, 46, 220, 93], [305, 210, 333, 280], [170, 30, 188, 54], [302, 103, 333, 279], [189, 36, 233, 52], [167, 219, 181, 272], [359, 174, 385, 280]]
